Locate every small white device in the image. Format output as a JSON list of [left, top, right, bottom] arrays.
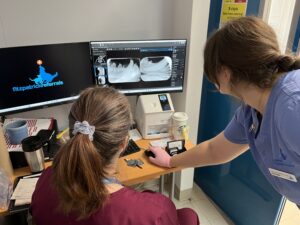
[[135, 94, 174, 139]]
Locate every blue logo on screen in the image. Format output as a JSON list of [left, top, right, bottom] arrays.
[[12, 60, 64, 92], [30, 65, 58, 84]]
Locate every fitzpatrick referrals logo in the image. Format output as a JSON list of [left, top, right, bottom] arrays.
[[12, 60, 64, 92]]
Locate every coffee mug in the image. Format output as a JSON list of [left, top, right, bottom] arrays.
[[5, 120, 29, 145]]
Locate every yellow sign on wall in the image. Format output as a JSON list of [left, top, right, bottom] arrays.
[[220, 0, 248, 25]]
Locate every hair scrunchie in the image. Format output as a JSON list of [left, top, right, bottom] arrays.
[[72, 121, 95, 141]]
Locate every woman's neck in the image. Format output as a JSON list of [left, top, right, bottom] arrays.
[[236, 85, 271, 114], [104, 154, 123, 193]]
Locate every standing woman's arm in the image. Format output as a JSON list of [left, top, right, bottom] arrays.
[[170, 131, 249, 168]]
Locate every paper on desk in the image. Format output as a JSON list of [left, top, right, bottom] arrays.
[[14, 198, 32, 206], [150, 138, 172, 148], [11, 178, 39, 205], [3, 118, 53, 152], [129, 129, 142, 141]]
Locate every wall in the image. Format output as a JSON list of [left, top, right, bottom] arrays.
[[287, 0, 300, 53], [0, 0, 174, 47], [171, 0, 210, 196], [263, 0, 296, 53]]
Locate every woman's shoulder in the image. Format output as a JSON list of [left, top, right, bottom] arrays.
[[272, 70, 300, 114], [279, 69, 300, 95], [273, 71, 300, 133], [110, 187, 175, 207], [92, 187, 178, 224], [107, 187, 177, 214]]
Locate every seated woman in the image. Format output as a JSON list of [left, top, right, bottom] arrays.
[[30, 86, 199, 225]]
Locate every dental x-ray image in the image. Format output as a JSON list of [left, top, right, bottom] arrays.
[[140, 56, 172, 81], [107, 58, 141, 83]]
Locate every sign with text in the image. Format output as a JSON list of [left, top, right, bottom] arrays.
[[220, 0, 248, 26]]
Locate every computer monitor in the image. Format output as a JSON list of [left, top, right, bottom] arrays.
[[0, 42, 94, 115], [90, 39, 187, 95]]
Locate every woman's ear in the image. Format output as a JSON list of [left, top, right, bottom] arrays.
[[220, 66, 231, 83], [119, 135, 129, 153]]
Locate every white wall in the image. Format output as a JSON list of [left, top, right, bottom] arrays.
[[171, 0, 210, 195], [0, 0, 175, 47], [263, 0, 296, 53]]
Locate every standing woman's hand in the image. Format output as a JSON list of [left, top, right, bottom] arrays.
[[148, 146, 172, 168]]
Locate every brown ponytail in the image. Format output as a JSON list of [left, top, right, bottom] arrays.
[[52, 86, 131, 219], [204, 16, 300, 89]]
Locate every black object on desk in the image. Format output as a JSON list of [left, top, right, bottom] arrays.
[[165, 139, 186, 156], [37, 129, 60, 160], [144, 150, 155, 158], [121, 139, 140, 157]]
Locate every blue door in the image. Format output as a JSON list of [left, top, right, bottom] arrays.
[[194, 1, 285, 225]]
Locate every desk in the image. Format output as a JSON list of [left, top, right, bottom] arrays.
[[0, 139, 194, 215]]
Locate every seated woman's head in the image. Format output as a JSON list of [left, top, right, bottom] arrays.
[[52, 86, 131, 219]]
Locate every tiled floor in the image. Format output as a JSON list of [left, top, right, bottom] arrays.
[[134, 180, 300, 225], [279, 200, 300, 225], [172, 184, 234, 225]]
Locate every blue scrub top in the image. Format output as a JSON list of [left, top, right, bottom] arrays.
[[224, 69, 300, 205]]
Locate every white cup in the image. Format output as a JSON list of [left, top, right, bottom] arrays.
[[172, 112, 189, 140]]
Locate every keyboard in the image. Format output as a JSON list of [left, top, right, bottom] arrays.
[[121, 139, 141, 157]]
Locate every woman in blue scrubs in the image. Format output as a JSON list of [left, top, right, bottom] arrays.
[[148, 16, 300, 207]]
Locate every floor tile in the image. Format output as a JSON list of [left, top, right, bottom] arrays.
[[279, 199, 300, 225]]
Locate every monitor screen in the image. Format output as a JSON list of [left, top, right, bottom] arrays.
[[0, 42, 94, 115], [90, 40, 187, 95]]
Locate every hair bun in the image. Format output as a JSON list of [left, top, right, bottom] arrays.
[[277, 55, 296, 71]]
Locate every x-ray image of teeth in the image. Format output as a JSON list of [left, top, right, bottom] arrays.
[[140, 56, 172, 81], [107, 58, 141, 83]]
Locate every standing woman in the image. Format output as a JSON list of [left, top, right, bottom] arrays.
[[149, 16, 300, 207], [30, 87, 199, 225]]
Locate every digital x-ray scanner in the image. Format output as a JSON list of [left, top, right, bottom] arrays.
[[135, 94, 174, 139]]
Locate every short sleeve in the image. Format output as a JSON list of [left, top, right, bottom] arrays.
[[224, 105, 248, 144], [279, 99, 300, 155]]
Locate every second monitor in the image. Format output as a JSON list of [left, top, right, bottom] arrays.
[[90, 39, 187, 95]]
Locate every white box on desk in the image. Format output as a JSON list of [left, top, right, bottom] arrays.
[[135, 94, 174, 139]]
